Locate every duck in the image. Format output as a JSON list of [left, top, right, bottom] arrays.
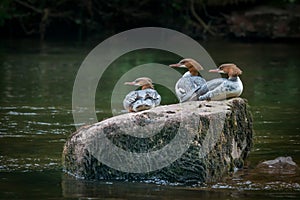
[[169, 58, 208, 102], [123, 77, 161, 112], [198, 63, 243, 101]]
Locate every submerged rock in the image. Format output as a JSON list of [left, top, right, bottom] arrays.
[[62, 98, 253, 184]]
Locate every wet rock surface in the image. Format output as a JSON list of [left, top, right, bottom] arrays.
[[62, 98, 253, 184]]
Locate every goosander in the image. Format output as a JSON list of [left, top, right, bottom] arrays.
[[169, 58, 208, 102], [123, 77, 161, 112], [199, 63, 243, 101]]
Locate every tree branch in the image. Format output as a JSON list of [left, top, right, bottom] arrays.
[[190, 0, 216, 36], [14, 0, 71, 18], [14, 0, 42, 13]]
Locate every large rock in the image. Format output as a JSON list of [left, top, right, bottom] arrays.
[[62, 98, 253, 184]]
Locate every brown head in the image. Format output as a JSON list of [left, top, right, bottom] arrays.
[[209, 63, 242, 78], [124, 77, 154, 90], [169, 58, 204, 76]]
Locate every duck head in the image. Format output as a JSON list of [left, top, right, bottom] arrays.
[[169, 58, 204, 76], [124, 77, 154, 90], [209, 63, 242, 78]]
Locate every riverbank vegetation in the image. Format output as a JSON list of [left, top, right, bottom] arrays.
[[0, 0, 299, 40]]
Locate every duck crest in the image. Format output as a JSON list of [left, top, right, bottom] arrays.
[[219, 63, 242, 77]]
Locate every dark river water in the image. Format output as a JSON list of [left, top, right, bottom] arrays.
[[0, 38, 299, 199]]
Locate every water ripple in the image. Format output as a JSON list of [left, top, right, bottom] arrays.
[[0, 156, 61, 172], [210, 181, 300, 191], [7, 111, 38, 116]]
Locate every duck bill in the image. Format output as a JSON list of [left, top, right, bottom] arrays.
[[169, 63, 186, 68], [209, 69, 224, 73], [124, 81, 136, 85], [169, 63, 180, 67]]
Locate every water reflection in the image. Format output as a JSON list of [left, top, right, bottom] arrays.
[[61, 174, 300, 199]]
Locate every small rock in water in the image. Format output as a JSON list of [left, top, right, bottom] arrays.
[[262, 156, 297, 166], [257, 156, 298, 174]]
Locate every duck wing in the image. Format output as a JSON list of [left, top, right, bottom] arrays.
[[199, 78, 243, 101], [123, 91, 138, 111], [206, 78, 227, 91], [123, 89, 161, 112], [144, 89, 161, 106], [175, 76, 208, 102]]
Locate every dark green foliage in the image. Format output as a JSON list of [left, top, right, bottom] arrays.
[[1, 0, 298, 39], [0, 0, 12, 26]]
